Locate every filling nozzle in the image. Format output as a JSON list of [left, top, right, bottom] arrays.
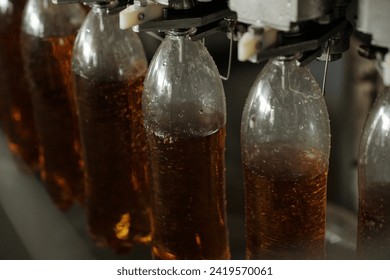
[[230, 0, 352, 65], [119, 0, 234, 39], [170, 0, 195, 10]]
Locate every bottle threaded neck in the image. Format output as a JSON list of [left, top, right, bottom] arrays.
[[92, 0, 120, 12], [166, 27, 197, 37], [275, 53, 301, 62]]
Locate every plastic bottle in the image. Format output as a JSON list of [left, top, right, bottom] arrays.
[[20, 0, 86, 210], [357, 87, 390, 259], [0, 0, 39, 169], [241, 56, 331, 259], [72, 2, 151, 252], [143, 28, 230, 260]]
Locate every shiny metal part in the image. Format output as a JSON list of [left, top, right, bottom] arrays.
[[229, 0, 351, 64], [357, 0, 390, 49], [171, 0, 195, 10], [251, 19, 350, 64], [322, 42, 330, 95], [136, 0, 236, 40], [229, 0, 335, 31], [357, 0, 390, 85]]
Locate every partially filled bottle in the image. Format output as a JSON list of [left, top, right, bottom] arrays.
[[72, 2, 151, 251], [357, 87, 390, 259], [143, 28, 230, 260], [21, 0, 86, 210], [241, 56, 330, 259], [0, 0, 39, 169]]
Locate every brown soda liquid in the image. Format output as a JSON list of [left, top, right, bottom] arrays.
[[243, 144, 327, 260], [21, 33, 84, 210], [0, 0, 39, 169], [357, 179, 390, 259], [147, 127, 230, 260], [74, 74, 151, 252]]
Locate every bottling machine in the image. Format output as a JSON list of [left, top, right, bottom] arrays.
[[1, 0, 390, 259]]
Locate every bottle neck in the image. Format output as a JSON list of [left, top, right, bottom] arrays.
[[170, 0, 196, 10], [166, 27, 197, 38], [275, 53, 301, 62], [91, 1, 120, 14], [272, 54, 302, 70]]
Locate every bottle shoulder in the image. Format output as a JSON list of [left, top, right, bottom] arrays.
[[22, 0, 85, 38], [359, 89, 390, 154], [72, 11, 147, 81], [142, 35, 226, 137], [243, 59, 328, 121], [145, 36, 224, 95], [241, 58, 330, 158], [358, 89, 390, 183]]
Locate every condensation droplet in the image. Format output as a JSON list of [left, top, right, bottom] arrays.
[[249, 116, 256, 128]]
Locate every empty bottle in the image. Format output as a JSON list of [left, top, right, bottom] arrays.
[[72, 2, 151, 252], [0, 0, 39, 169], [20, 0, 86, 210], [357, 87, 390, 259], [143, 28, 230, 260], [241, 55, 331, 259]]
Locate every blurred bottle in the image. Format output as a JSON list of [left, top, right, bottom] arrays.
[[0, 0, 39, 169], [0, 44, 8, 133], [357, 87, 390, 259], [241, 56, 331, 259], [143, 29, 230, 260], [72, 2, 151, 252], [20, 0, 86, 210]]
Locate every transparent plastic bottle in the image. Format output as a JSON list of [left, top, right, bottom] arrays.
[[241, 56, 331, 260], [20, 0, 86, 210], [357, 88, 390, 259], [0, 0, 39, 169], [143, 29, 230, 260], [72, 2, 150, 252]]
